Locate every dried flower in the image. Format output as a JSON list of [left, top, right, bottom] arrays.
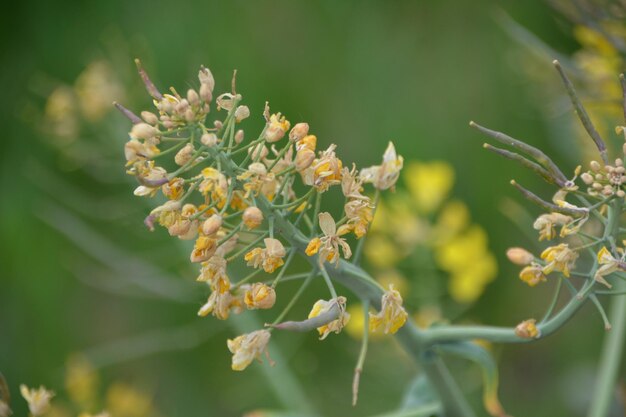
[[369, 285, 408, 334], [265, 113, 290, 142], [305, 212, 352, 265], [541, 244, 578, 277], [244, 238, 286, 273], [244, 283, 276, 309], [519, 263, 547, 287], [242, 206, 264, 229], [308, 297, 350, 339], [515, 319, 540, 339], [227, 330, 272, 371], [20, 385, 54, 416], [594, 246, 622, 288], [360, 142, 403, 190]]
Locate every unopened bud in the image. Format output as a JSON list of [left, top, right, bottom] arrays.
[[580, 172, 594, 185], [235, 129, 244, 144], [130, 123, 158, 140], [590, 160, 601, 171], [185, 108, 195, 122], [199, 83, 213, 103], [175, 143, 195, 166], [198, 67, 215, 91], [289, 122, 309, 142], [235, 105, 250, 122], [243, 207, 263, 229], [202, 214, 223, 236], [141, 111, 159, 125], [187, 89, 200, 106], [201, 133, 218, 147], [506, 247, 534, 265]]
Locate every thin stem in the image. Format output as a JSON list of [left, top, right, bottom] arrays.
[[352, 300, 370, 406], [226, 232, 268, 262], [232, 268, 264, 289], [319, 264, 338, 299], [540, 277, 563, 323], [272, 249, 297, 288]]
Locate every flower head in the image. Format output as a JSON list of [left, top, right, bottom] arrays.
[[369, 285, 408, 334], [227, 330, 272, 371]]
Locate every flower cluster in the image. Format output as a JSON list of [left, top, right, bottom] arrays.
[[117, 61, 406, 372]]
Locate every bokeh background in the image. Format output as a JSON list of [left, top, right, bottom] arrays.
[[1, 1, 624, 416]]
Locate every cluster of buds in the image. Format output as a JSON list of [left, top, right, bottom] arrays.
[[580, 158, 626, 198], [116, 61, 407, 373]]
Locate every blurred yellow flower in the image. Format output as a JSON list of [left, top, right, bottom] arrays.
[[106, 383, 154, 417], [404, 161, 455, 214], [65, 354, 99, 411]]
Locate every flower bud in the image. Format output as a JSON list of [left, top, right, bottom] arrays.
[[506, 247, 534, 265], [235, 129, 244, 144], [235, 105, 250, 122], [175, 143, 195, 166], [590, 160, 601, 171], [199, 83, 213, 103], [295, 149, 316, 171], [243, 207, 263, 229], [201, 133, 218, 147], [244, 283, 276, 309], [515, 319, 540, 339], [141, 111, 159, 125], [198, 67, 215, 91], [187, 89, 200, 106], [130, 123, 157, 140], [289, 122, 309, 142], [580, 172, 594, 185], [296, 134, 317, 151], [202, 214, 223, 236]]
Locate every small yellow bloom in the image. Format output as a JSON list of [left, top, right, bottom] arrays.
[[369, 285, 408, 334], [244, 283, 276, 310], [305, 212, 352, 265], [305, 237, 321, 256], [594, 246, 623, 288], [519, 263, 547, 287], [190, 236, 218, 263], [541, 243, 578, 277], [227, 330, 272, 371], [301, 145, 343, 192], [515, 319, 540, 339], [105, 382, 153, 417], [198, 290, 240, 320], [65, 354, 99, 410], [533, 213, 573, 241], [161, 177, 184, 200], [244, 238, 286, 273], [20, 385, 55, 416], [308, 297, 350, 340]]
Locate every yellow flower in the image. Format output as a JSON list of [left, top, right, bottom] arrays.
[[376, 270, 409, 296], [369, 285, 408, 334], [20, 385, 55, 416], [65, 355, 99, 410], [244, 283, 276, 309], [364, 235, 400, 268], [344, 199, 374, 238], [519, 263, 547, 287], [305, 212, 352, 265], [301, 145, 343, 192], [404, 161, 454, 213], [514, 319, 540, 339], [197, 255, 230, 293], [308, 297, 350, 339], [105, 382, 153, 417], [227, 330, 272, 371], [161, 177, 184, 200], [594, 246, 622, 288], [541, 243, 578, 277], [360, 142, 403, 190], [198, 290, 241, 320], [190, 235, 218, 263], [244, 238, 286, 273]]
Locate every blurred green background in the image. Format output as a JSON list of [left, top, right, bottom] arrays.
[[1, 1, 622, 416]]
